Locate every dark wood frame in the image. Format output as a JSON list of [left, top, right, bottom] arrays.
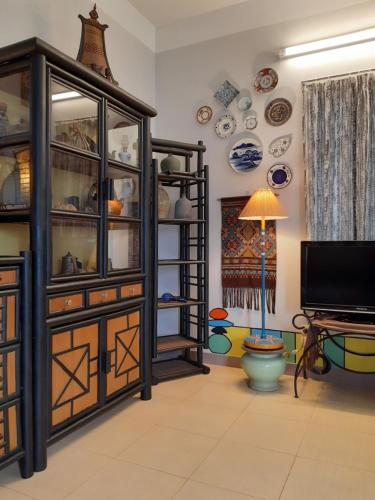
[[151, 138, 210, 383], [0, 37, 155, 474]]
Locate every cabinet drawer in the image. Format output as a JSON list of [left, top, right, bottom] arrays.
[[0, 400, 21, 462], [0, 269, 18, 288], [120, 282, 143, 299], [48, 293, 84, 315], [0, 346, 20, 403], [88, 287, 117, 306]]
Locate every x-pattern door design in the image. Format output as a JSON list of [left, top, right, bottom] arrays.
[[106, 309, 141, 398], [51, 321, 99, 429]]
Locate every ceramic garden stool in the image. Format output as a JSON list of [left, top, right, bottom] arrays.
[[241, 344, 286, 392]]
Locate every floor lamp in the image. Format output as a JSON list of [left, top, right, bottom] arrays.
[[239, 188, 288, 349]]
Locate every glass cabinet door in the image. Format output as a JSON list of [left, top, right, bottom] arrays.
[[107, 166, 139, 218], [0, 145, 30, 211], [51, 80, 99, 154], [0, 68, 29, 139], [51, 150, 99, 214], [108, 222, 140, 271], [107, 108, 139, 168], [51, 217, 98, 276]]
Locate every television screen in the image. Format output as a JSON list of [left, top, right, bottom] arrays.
[[301, 241, 375, 314]]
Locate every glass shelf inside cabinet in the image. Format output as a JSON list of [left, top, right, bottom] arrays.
[[0, 68, 29, 140], [108, 222, 140, 271], [51, 80, 98, 155], [51, 217, 98, 277], [51, 149, 99, 214], [107, 166, 139, 218], [108, 108, 139, 168], [0, 145, 30, 211]]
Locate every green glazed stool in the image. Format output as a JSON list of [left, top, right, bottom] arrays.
[[241, 345, 286, 392]]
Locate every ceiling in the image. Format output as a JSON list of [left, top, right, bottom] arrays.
[[128, 0, 249, 27]]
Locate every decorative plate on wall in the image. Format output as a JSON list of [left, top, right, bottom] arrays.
[[254, 68, 278, 93], [228, 135, 263, 174], [243, 110, 258, 130], [214, 80, 240, 107], [267, 163, 292, 189], [237, 95, 252, 112], [269, 134, 292, 158], [196, 105, 213, 124], [215, 114, 237, 139], [265, 98, 292, 126]]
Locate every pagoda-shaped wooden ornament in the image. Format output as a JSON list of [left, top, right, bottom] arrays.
[[77, 4, 118, 85]]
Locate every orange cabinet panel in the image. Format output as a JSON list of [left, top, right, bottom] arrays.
[[48, 292, 84, 315], [0, 400, 20, 461], [0, 269, 17, 288], [0, 293, 18, 345], [106, 309, 141, 398], [51, 321, 100, 428], [120, 282, 142, 299], [0, 346, 19, 403], [88, 287, 117, 306]]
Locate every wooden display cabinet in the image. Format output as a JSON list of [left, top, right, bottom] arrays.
[[0, 38, 156, 474]]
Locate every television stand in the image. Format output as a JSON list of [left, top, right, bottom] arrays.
[[292, 312, 375, 397]]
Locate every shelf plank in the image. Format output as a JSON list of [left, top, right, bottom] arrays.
[[158, 299, 204, 309], [157, 335, 203, 353], [158, 259, 206, 266], [158, 218, 205, 225], [152, 358, 207, 382]]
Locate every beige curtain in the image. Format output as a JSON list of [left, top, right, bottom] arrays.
[[303, 72, 375, 240]]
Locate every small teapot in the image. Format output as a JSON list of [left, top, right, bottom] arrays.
[[61, 251, 79, 275]]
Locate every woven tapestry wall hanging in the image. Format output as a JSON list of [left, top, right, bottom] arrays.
[[221, 196, 276, 312]]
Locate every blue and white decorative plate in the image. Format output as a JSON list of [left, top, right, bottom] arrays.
[[269, 134, 292, 158], [243, 110, 258, 130], [267, 163, 292, 189], [228, 135, 263, 174], [215, 114, 236, 139], [237, 95, 252, 112], [214, 80, 240, 108]]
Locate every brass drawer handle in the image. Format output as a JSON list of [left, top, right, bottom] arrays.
[[101, 292, 108, 300], [64, 299, 73, 306], [129, 287, 135, 296]]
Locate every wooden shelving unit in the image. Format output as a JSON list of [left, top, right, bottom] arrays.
[[151, 138, 210, 384]]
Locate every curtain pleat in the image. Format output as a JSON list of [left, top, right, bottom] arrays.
[[303, 72, 375, 241]]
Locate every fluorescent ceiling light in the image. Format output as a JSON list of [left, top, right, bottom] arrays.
[[51, 91, 82, 101], [280, 27, 375, 58]]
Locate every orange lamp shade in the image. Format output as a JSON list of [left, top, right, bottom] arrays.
[[238, 188, 288, 221]]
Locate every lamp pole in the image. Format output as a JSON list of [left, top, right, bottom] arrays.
[[261, 216, 266, 338]]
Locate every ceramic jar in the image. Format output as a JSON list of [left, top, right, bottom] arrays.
[[175, 194, 192, 219], [107, 199, 122, 215], [241, 348, 286, 392], [158, 183, 170, 219], [160, 154, 180, 173]]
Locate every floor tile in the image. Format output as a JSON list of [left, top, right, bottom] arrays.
[[312, 401, 375, 435], [188, 380, 254, 410], [152, 375, 210, 401], [0, 447, 111, 500], [298, 423, 375, 472], [161, 398, 241, 438], [60, 411, 155, 458], [192, 439, 294, 500], [116, 393, 182, 424], [119, 425, 217, 477], [225, 412, 307, 455], [65, 460, 185, 500], [0, 487, 35, 500], [205, 365, 246, 385], [247, 396, 315, 421], [174, 480, 260, 500], [281, 457, 375, 500]]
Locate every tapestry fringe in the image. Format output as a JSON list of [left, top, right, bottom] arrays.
[[223, 288, 275, 313]]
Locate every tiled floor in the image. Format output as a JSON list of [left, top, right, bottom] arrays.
[[1, 364, 375, 499]]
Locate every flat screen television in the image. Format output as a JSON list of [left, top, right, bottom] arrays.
[[301, 241, 375, 315]]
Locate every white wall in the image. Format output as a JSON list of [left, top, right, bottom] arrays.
[[155, 2, 375, 332], [0, 0, 156, 106]]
